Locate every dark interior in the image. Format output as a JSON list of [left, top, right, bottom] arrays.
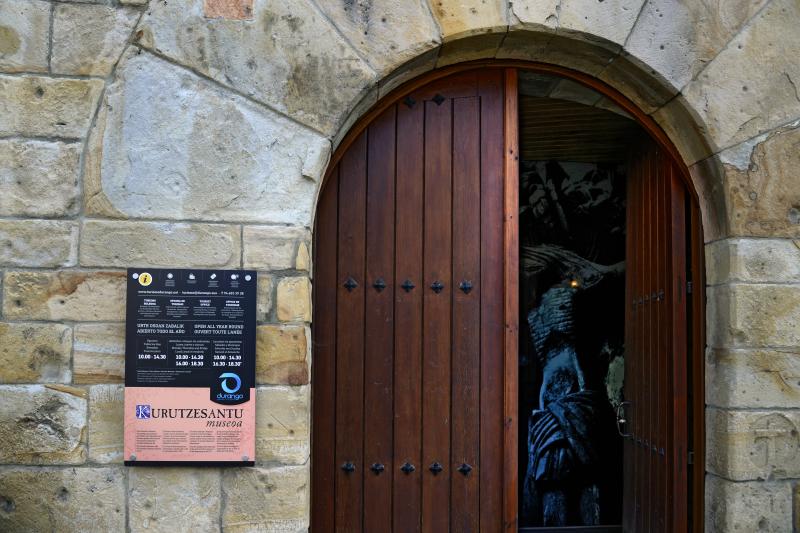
[[517, 71, 645, 530]]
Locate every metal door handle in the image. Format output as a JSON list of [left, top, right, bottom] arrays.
[[616, 401, 632, 438]]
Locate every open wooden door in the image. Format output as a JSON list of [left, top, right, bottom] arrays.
[[622, 138, 694, 532], [312, 69, 514, 532]]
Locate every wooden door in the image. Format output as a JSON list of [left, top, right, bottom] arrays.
[[622, 138, 691, 532], [312, 69, 513, 532]]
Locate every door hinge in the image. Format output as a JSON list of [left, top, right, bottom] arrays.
[[688, 451, 694, 465], [687, 281, 693, 294]]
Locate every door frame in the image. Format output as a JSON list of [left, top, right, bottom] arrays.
[[317, 62, 706, 531]]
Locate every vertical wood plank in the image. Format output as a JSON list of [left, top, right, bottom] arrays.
[[690, 200, 706, 533], [634, 148, 645, 533], [502, 68, 520, 533], [670, 165, 689, 531], [312, 167, 339, 532], [335, 132, 368, 533], [363, 107, 396, 532], [479, 69, 505, 533], [421, 95, 453, 533], [644, 144, 654, 532], [450, 96, 482, 533], [393, 95, 425, 533], [654, 146, 666, 532]]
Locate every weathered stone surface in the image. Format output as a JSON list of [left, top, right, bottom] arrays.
[[85, 51, 329, 225], [716, 124, 800, 238], [0, 385, 86, 464], [707, 348, 800, 409], [0, 467, 125, 532], [73, 323, 125, 384], [0, 220, 78, 268], [437, 31, 505, 67], [558, 0, 645, 46], [0, 139, 81, 217], [598, 52, 676, 114], [296, 242, 310, 273], [221, 465, 309, 532], [500, 32, 618, 76], [495, 29, 552, 61], [0, 75, 103, 138], [3, 271, 126, 321], [706, 239, 800, 285], [0, 323, 72, 384], [428, 0, 507, 39], [257, 273, 273, 322], [508, 0, 559, 32], [651, 94, 714, 165], [129, 468, 221, 533], [377, 46, 440, 99], [683, 0, 800, 149], [315, 0, 440, 75], [88, 384, 123, 464], [256, 386, 310, 464], [706, 476, 794, 532], [625, 0, 768, 92], [243, 226, 310, 271], [256, 325, 308, 385], [689, 155, 729, 243], [204, 0, 254, 20], [80, 220, 241, 269], [137, 0, 376, 135], [332, 85, 378, 150], [707, 284, 800, 349], [52, 3, 140, 76], [277, 277, 312, 323], [0, 0, 50, 73], [707, 408, 800, 481]]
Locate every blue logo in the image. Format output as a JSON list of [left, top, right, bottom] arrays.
[[135, 405, 151, 419], [219, 373, 241, 394]]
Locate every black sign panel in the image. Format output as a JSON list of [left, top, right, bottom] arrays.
[[125, 268, 257, 402]]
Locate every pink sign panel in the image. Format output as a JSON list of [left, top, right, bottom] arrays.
[[124, 268, 257, 466]]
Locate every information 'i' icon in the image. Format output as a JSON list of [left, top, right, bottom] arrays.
[[138, 272, 152, 286]]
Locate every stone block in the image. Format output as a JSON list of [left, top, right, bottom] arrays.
[[0, 139, 81, 217], [376, 47, 440, 100], [706, 239, 800, 285], [84, 51, 329, 225], [0, 75, 103, 138], [243, 226, 310, 271], [437, 31, 506, 68], [651, 94, 714, 165], [80, 220, 241, 269], [0, 384, 87, 464], [707, 408, 800, 481], [706, 475, 794, 532], [683, 0, 800, 149], [0, 0, 50, 73], [73, 323, 125, 384], [256, 386, 310, 464], [626, 0, 768, 91], [256, 325, 309, 385], [688, 155, 729, 243], [0, 220, 78, 268], [221, 464, 309, 532], [707, 348, 800, 410], [428, 0, 507, 39], [508, 0, 560, 32], [2, 271, 126, 321], [276, 277, 311, 323], [204, 0, 254, 20], [129, 468, 221, 533], [557, 0, 645, 46], [537, 33, 619, 76], [137, 0, 376, 136], [52, 3, 140, 76], [0, 322, 72, 384], [88, 384, 123, 464], [598, 52, 677, 114], [716, 124, 800, 238], [495, 30, 552, 61], [257, 273, 273, 322], [0, 467, 125, 532], [315, 0, 440, 75], [707, 284, 800, 349]]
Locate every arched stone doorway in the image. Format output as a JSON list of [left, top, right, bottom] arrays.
[[311, 62, 706, 531]]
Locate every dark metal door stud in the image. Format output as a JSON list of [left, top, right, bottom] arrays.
[[400, 462, 415, 474], [429, 462, 443, 475], [341, 462, 355, 473]]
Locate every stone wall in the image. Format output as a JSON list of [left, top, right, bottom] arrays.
[[0, 0, 798, 531]]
